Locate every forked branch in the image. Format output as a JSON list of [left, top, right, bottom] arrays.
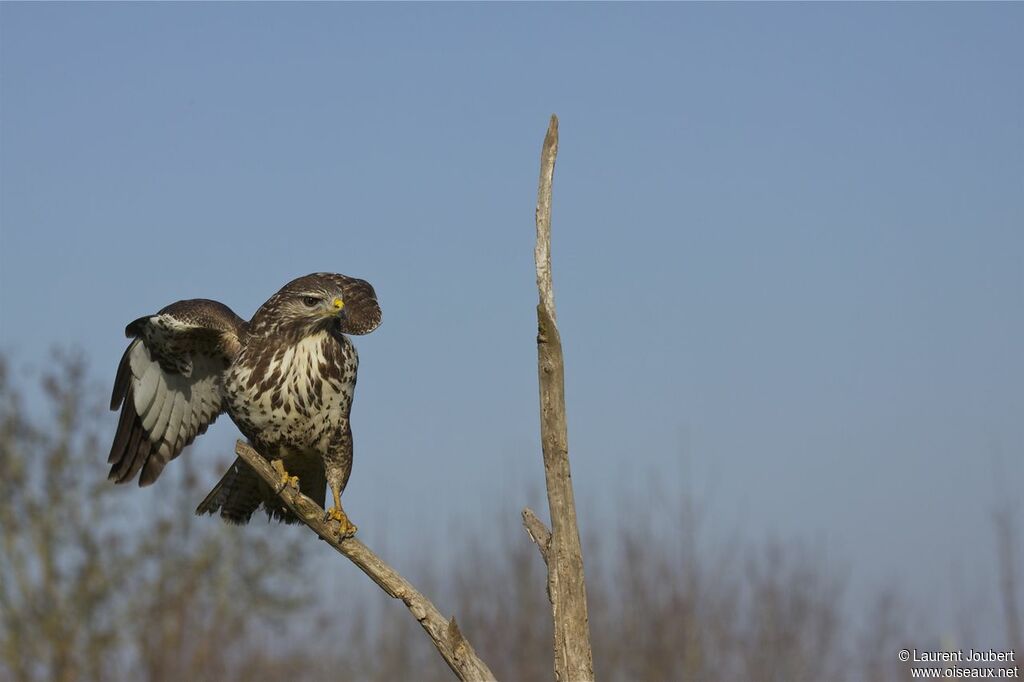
[[233, 440, 495, 682]]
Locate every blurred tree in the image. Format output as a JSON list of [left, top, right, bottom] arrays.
[[0, 354, 309, 682]]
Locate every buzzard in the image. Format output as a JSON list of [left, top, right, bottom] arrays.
[[107, 272, 381, 536]]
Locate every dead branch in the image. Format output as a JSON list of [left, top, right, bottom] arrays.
[[233, 440, 496, 682], [523, 114, 595, 681]]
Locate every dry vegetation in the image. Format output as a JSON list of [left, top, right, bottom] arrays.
[[0, 355, 309, 682], [1, 354, 1020, 681]]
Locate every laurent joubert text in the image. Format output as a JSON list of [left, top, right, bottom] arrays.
[[902, 650, 1016, 664]]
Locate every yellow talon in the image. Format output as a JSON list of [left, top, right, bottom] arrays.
[[327, 506, 358, 538], [271, 460, 299, 491]]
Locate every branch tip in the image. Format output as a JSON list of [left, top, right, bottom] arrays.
[[522, 507, 552, 564]]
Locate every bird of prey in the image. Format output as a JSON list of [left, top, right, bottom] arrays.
[[107, 272, 381, 536]]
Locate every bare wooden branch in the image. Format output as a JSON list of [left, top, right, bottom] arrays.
[[530, 114, 596, 682], [233, 440, 496, 682]]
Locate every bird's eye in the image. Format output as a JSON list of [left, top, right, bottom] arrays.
[[302, 296, 320, 308]]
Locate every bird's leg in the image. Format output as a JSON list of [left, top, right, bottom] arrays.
[[271, 459, 299, 494], [324, 424, 357, 537], [326, 484, 357, 538]]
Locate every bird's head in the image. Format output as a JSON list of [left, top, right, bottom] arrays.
[[250, 272, 382, 338]]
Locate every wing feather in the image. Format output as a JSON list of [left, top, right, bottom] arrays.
[[149, 379, 176, 442], [134, 360, 162, 415], [172, 399, 190, 453], [124, 423, 144, 471], [140, 372, 168, 432], [107, 299, 245, 486], [110, 345, 133, 411], [108, 395, 136, 464], [164, 392, 187, 451]]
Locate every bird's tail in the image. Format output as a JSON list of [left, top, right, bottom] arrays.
[[195, 456, 264, 524], [196, 454, 328, 525]]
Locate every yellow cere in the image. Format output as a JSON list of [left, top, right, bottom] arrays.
[[333, 297, 345, 310]]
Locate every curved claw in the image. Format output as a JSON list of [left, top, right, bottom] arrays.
[[325, 506, 358, 538], [275, 474, 299, 495], [271, 460, 300, 494]]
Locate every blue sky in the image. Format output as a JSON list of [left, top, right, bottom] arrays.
[[2, 3, 1022, 640]]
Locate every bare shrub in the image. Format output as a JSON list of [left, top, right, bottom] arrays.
[[0, 354, 310, 682]]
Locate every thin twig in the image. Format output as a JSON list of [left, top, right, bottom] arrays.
[[528, 114, 595, 682], [521, 507, 552, 565], [233, 440, 496, 682]]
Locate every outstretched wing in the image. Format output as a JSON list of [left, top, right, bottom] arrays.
[[108, 299, 245, 486]]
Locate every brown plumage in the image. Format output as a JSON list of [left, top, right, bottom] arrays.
[[107, 273, 381, 532]]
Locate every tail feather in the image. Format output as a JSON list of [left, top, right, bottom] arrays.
[[195, 456, 263, 524], [196, 453, 328, 525]]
